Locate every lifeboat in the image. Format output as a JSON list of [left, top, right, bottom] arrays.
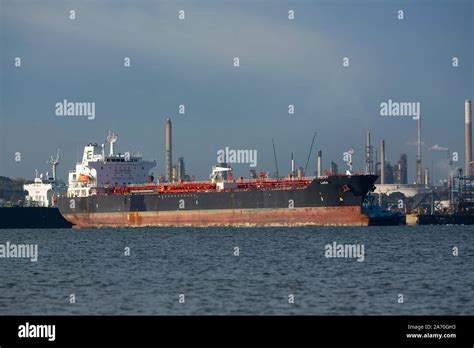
[[78, 174, 91, 183]]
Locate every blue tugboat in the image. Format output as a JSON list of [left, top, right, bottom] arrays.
[[363, 194, 406, 226]]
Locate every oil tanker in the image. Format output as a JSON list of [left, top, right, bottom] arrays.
[[55, 131, 377, 228]]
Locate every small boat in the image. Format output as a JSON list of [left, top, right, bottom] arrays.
[[363, 195, 406, 226]]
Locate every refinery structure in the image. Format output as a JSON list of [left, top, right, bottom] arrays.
[[365, 99, 474, 223], [285, 98, 474, 223]]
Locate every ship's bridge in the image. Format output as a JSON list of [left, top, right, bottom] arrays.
[[67, 131, 156, 197]]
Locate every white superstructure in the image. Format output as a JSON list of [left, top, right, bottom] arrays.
[[210, 165, 237, 190], [24, 176, 53, 207], [67, 131, 156, 197], [23, 151, 67, 207]]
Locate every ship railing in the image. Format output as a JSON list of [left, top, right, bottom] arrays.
[[125, 182, 161, 187], [95, 173, 372, 195], [112, 174, 356, 189]]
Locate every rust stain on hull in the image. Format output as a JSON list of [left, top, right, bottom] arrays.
[[66, 206, 369, 228]]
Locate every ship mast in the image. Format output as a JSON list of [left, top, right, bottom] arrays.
[[272, 138, 279, 179], [106, 130, 118, 157], [47, 149, 60, 182], [346, 148, 354, 174], [304, 131, 317, 175]]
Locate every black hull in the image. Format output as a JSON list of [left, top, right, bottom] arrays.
[[418, 214, 474, 225], [0, 207, 73, 229], [369, 215, 406, 226], [59, 175, 377, 213], [56, 175, 378, 228]]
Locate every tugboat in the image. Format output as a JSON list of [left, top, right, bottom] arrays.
[[363, 193, 406, 226], [0, 150, 73, 229]]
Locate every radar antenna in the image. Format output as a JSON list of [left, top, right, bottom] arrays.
[[47, 148, 60, 181], [106, 130, 118, 157], [346, 148, 354, 174]]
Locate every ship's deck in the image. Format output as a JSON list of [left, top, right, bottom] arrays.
[[110, 178, 314, 195]]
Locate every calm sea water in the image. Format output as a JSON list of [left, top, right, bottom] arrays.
[[0, 226, 473, 315]]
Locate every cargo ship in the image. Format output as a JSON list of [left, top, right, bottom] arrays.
[[55, 132, 378, 228]]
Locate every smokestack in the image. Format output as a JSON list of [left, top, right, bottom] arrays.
[[166, 118, 172, 182], [291, 153, 295, 177], [380, 139, 385, 185], [416, 114, 422, 185], [317, 150, 322, 177], [365, 131, 373, 174], [466, 99, 472, 176]]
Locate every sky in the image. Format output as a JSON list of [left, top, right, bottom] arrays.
[[0, 0, 473, 183]]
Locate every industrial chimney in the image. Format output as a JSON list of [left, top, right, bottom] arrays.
[[365, 131, 373, 175], [466, 99, 472, 177], [166, 118, 172, 182], [317, 150, 322, 178], [291, 153, 295, 177], [416, 114, 422, 185], [380, 139, 385, 185]]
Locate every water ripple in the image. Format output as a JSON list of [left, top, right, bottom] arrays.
[[0, 226, 473, 314]]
